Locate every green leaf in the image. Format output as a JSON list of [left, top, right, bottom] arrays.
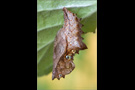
[[37, 0, 97, 77]]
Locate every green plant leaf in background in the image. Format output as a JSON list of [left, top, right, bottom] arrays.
[[37, 0, 97, 77]]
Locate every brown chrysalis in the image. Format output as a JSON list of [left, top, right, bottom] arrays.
[[52, 7, 87, 80]]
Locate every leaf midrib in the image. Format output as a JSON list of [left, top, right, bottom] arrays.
[[37, 3, 95, 12], [37, 9, 97, 32]]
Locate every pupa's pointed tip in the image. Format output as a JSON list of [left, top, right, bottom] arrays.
[[85, 46, 88, 49], [83, 43, 88, 50], [63, 7, 68, 15], [52, 74, 55, 80], [52, 77, 54, 80], [82, 46, 88, 50], [63, 7, 67, 11]]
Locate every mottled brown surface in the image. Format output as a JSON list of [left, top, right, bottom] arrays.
[[52, 7, 87, 80]]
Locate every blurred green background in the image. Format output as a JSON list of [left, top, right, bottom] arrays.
[[37, 30, 97, 90]]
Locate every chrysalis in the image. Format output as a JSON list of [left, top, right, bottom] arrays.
[[52, 7, 87, 80]]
